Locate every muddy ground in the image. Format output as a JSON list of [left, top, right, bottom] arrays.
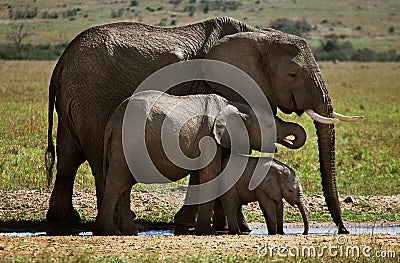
[[0, 190, 399, 260]]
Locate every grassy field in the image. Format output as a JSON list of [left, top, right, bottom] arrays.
[[0, 61, 399, 262], [1, 60, 398, 196], [0, 0, 399, 52]]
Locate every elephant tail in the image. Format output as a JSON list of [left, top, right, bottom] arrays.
[[45, 72, 57, 189]]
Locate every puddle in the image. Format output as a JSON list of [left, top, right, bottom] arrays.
[[249, 224, 400, 236], [1, 223, 399, 237]]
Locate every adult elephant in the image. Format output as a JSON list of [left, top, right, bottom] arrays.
[[45, 16, 266, 222], [45, 17, 360, 233]]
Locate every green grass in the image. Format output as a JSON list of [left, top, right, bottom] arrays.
[[275, 62, 400, 196], [0, 61, 399, 195], [0, 61, 94, 190], [0, 60, 398, 227]]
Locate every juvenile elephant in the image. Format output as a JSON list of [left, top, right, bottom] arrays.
[[95, 90, 306, 235], [220, 156, 309, 235]]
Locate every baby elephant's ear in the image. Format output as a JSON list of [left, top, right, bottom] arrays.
[[260, 171, 283, 202], [213, 105, 250, 153]]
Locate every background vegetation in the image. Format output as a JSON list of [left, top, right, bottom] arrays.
[[0, 3, 398, 262], [1, 60, 399, 196], [0, 0, 399, 60]]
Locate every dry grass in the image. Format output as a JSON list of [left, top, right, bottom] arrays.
[[0, 59, 399, 262], [0, 234, 398, 262], [0, 0, 399, 52]]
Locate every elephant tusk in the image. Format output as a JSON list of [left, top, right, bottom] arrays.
[[283, 138, 294, 146], [305, 109, 338, 124], [333, 111, 364, 122]]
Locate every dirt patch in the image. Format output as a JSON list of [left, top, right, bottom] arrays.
[[0, 190, 399, 260], [0, 189, 398, 223], [0, 234, 399, 261]]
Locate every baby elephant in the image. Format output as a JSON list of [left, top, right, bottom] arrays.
[[220, 156, 309, 235], [96, 90, 306, 235]]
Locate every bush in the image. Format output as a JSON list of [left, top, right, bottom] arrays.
[[181, 0, 241, 13], [0, 43, 68, 60], [41, 10, 59, 19], [313, 38, 400, 62], [156, 18, 168, 27], [10, 8, 38, 19], [270, 18, 311, 37], [145, 6, 155, 12], [111, 9, 124, 18]]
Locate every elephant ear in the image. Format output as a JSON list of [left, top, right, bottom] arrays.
[[204, 32, 277, 109], [260, 165, 283, 202], [213, 104, 250, 154]]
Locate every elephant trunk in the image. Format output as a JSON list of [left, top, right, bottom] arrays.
[[313, 74, 349, 234], [297, 198, 309, 235], [276, 119, 306, 150]]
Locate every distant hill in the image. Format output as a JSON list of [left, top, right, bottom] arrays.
[[0, 0, 399, 60]]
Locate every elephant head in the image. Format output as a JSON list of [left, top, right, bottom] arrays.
[[212, 104, 275, 154], [212, 103, 306, 154], [261, 160, 309, 235], [205, 31, 363, 233]]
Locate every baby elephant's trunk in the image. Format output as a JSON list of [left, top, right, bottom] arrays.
[[297, 198, 309, 235]]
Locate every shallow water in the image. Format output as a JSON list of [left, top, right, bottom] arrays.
[[1, 223, 399, 237], [250, 224, 400, 236]]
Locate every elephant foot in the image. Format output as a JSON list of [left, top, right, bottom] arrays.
[[119, 224, 138, 235], [46, 206, 80, 222], [213, 223, 228, 232], [228, 229, 242, 235], [239, 222, 251, 233], [195, 226, 217, 236], [93, 222, 121, 236], [338, 226, 350, 234], [174, 225, 193, 235], [174, 205, 197, 228], [118, 218, 138, 235]]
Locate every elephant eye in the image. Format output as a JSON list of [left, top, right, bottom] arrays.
[[289, 72, 297, 78]]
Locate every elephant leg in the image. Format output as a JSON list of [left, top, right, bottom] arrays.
[[195, 158, 222, 235], [220, 191, 241, 235], [117, 188, 138, 235], [237, 207, 251, 233], [196, 201, 216, 235], [174, 172, 199, 228], [276, 201, 284, 235], [91, 160, 105, 211], [46, 121, 84, 222], [257, 193, 278, 235], [95, 163, 132, 235], [90, 158, 137, 224], [212, 199, 227, 231]]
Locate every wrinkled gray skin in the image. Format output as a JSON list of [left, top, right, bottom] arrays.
[[94, 90, 305, 235], [46, 17, 267, 222], [220, 157, 309, 235], [46, 17, 348, 233], [175, 114, 307, 233]]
